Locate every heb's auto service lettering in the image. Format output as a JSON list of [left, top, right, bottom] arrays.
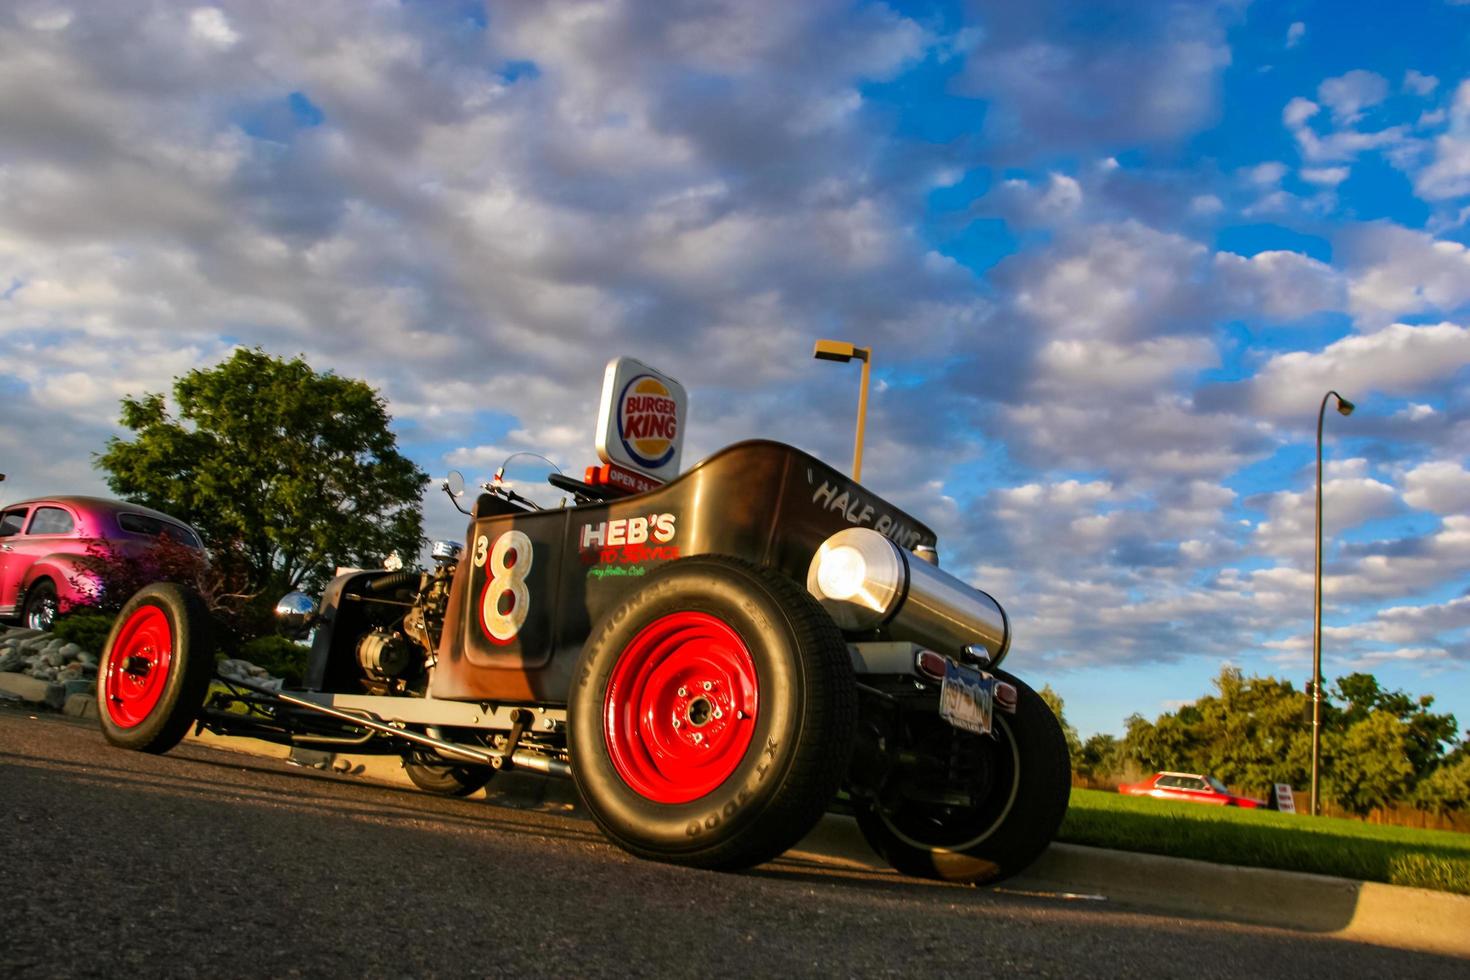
[[809, 476, 924, 550], [581, 513, 679, 568]]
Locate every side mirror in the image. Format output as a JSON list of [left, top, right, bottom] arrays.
[[274, 591, 317, 638], [444, 471, 466, 497]]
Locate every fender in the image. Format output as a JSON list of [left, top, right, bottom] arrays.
[[18, 553, 103, 615]]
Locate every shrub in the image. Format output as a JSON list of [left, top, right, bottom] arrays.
[[238, 634, 311, 688], [65, 534, 274, 654], [51, 610, 118, 656]]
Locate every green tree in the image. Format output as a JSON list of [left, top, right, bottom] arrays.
[[97, 348, 426, 593], [1076, 732, 1127, 783], [1326, 710, 1417, 816], [1332, 672, 1459, 781], [1415, 752, 1470, 818], [1038, 684, 1082, 761]]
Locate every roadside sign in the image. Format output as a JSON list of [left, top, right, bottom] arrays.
[[594, 358, 687, 481], [1270, 783, 1297, 813]]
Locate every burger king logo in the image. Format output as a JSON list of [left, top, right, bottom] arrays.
[[619, 374, 679, 469]]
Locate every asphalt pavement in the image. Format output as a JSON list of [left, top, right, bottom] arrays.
[[2, 705, 1466, 978]]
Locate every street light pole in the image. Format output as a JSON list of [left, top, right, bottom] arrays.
[[1310, 389, 1355, 817], [813, 340, 873, 482]]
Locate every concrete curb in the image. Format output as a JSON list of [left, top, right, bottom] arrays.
[[9, 681, 1466, 959]]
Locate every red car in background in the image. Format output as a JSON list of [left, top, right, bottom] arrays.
[[0, 495, 204, 631], [1118, 771, 1266, 808]]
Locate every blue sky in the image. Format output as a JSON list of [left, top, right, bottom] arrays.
[[1, 1, 1467, 740]]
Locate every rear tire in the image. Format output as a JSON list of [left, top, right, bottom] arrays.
[[98, 583, 215, 754], [402, 752, 494, 797], [854, 669, 1070, 885], [569, 556, 856, 871], [23, 579, 58, 632]]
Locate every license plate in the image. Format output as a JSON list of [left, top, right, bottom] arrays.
[[939, 659, 995, 736]]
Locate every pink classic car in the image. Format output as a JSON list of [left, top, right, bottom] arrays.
[[0, 495, 203, 630]]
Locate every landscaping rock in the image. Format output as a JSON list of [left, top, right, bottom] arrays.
[[0, 672, 51, 702], [63, 679, 95, 698], [218, 659, 284, 691], [57, 662, 91, 681], [63, 694, 98, 720], [43, 683, 68, 710]]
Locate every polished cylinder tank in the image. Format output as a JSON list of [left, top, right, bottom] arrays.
[[805, 527, 1009, 665]]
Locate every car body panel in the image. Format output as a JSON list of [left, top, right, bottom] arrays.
[[426, 439, 938, 705], [0, 495, 203, 620], [1118, 771, 1265, 808]]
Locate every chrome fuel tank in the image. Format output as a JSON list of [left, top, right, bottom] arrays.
[[806, 527, 1009, 666]]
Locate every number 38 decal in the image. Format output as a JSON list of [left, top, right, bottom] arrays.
[[473, 530, 533, 645]]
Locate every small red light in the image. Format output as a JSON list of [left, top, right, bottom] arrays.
[[915, 649, 948, 680], [995, 681, 1018, 714]]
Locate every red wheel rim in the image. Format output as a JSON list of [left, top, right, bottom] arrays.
[[603, 611, 759, 804], [102, 605, 174, 729]]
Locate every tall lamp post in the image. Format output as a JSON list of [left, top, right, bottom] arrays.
[[813, 339, 872, 482], [1310, 389, 1355, 817]]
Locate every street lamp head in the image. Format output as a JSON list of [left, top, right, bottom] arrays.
[[1336, 396, 1355, 417], [813, 339, 857, 362]]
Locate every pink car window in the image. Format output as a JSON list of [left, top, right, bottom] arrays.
[[0, 508, 27, 536], [27, 506, 75, 535]]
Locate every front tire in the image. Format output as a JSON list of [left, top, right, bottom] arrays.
[[854, 669, 1071, 885], [98, 583, 215, 754], [569, 556, 856, 871]]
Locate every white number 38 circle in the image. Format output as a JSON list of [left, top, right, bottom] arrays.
[[476, 530, 533, 645]]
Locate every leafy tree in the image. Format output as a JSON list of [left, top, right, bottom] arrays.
[[1327, 710, 1417, 816], [1332, 672, 1459, 779], [1076, 732, 1128, 783], [1117, 666, 1458, 813], [97, 348, 425, 593], [1415, 753, 1470, 818], [1038, 684, 1082, 761]]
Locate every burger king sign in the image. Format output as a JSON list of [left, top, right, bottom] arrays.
[[594, 357, 688, 481]]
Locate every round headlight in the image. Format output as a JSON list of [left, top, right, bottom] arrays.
[[806, 527, 907, 631], [816, 544, 868, 600]]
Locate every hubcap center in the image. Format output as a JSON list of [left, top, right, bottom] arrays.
[[686, 696, 714, 727], [122, 655, 152, 677]]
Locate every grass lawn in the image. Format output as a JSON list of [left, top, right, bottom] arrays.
[[1058, 788, 1470, 896]]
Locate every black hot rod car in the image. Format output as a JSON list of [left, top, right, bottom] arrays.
[[97, 440, 1070, 883]]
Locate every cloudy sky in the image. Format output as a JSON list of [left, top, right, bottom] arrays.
[[2, 0, 1468, 739]]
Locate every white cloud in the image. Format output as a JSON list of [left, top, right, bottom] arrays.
[[1214, 250, 1344, 320], [1404, 70, 1439, 97], [1286, 22, 1305, 49], [1344, 223, 1470, 324], [1318, 69, 1390, 126], [1248, 471, 1399, 561], [954, 1, 1238, 159], [188, 7, 239, 49], [1403, 460, 1470, 515], [1283, 96, 1319, 128], [1008, 221, 1207, 340], [1301, 166, 1350, 186], [1243, 322, 1470, 418], [1246, 161, 1288, 185], [1415, 80, 1470, 201]]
